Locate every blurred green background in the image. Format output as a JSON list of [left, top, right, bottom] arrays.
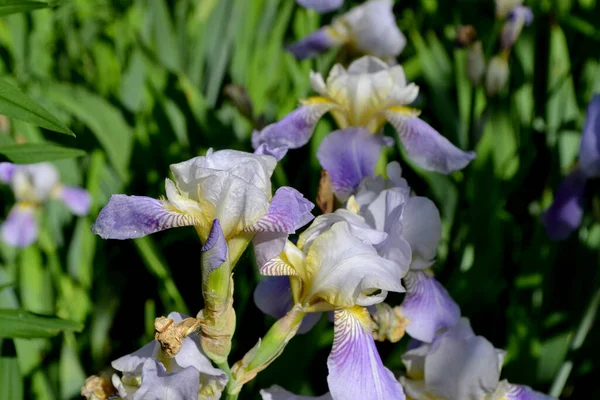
[[0, 0, 599, 398]]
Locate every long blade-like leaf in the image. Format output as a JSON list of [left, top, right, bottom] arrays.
[[0, 143, 85, 163], [0, 309, 83, 339], [0, 1, 48, 16]]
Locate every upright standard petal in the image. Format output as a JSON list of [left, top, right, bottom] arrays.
[[132, 359, 200, 400], [317, 127, 391, 201], [385, 111, 476, 173], [1, 204, 38, 247], [260, 385, 333, 400], [541, 170, 587, 240], [247, 187, 314, 233], [286, 28, 341, 60], [304, 222, 405, 308], [327, 307, 405, 400], [0, 162, 15, 183], [252, 104, 335, 161], [579, 94, 600, 178], [400, 271, 461, 343], [91, 194, 199, 239], [401, 196, 442, 269], [11, 163, 59, 203], [296, 0, 343, 12], [55, 185, 91, 216]]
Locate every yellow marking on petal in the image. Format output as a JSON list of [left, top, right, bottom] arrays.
[[346, 196, 360, 214], [330, 109, 350, 129], [387, 105, 421, 117], [300, 96, 336, 106], [346, 305, 375, 331]]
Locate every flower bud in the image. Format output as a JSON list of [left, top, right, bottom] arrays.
[[485, 54, 510, 96], [495, 0, 523, 18], [466, 41, 486, 86]]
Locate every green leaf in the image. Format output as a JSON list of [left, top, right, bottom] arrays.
[[0, 1, 48, 17], [0, 309, 82, 339], [0, 79, 73, 136], [0, 143, 85, 163], [0, 340, 23, 400]]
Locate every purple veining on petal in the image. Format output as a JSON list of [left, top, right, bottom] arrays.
[[327, 308, 405, 400], [317, 127, 390, 201], [386, 112, 476, 173], [400, 271, 461, 343], [1, 205, 38, 248], [201, 219, 228, 274], [541, 170, 587, 240], [579, 94, 600, 178], [502, 382, 556, 400], [253, 105, 334, 161], [57, 185, 91, 216], [286, 28, 339, 60], [246, 187, 315, 233], [296, 0, 343, 12], [0, 162, 16, 184], [91, 194, 198, 239]]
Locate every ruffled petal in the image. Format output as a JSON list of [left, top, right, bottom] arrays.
[[541, 170, 587, 240], [401, 196, 442, 269], [579, 94, 600, 178], [246, 187, 314, 233], [327, 307, 405, 400], [286, 27, 342, 60], [91, 194, 199, 239], [296, 0, 343, 12], [1, 205, 38, 247], [55, 185, 91, 216], [386, 112, 476, 173], [132, 359, 200, 400], [317, 127, 391, 201], [400, 271, 461, 343], [304, 222, 405, 307], [252, 104, 336, 161], [260, 385, 332, 400]]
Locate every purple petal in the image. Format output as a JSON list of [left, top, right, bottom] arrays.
[[327, 308, 405, 400], [201, 219, 228, 273], [296, 0, 343, 12], [252, 232, 288, 273], [260, 385, 333, 400], [111, 341, 159, 374], [246, 187, 315, 233], [541, 170, 587, 240], [0, 162, 16, 184], [286, 28, 339, 60], [1, 205, 38, 247], [253, 276, 321, 334], [499, 381, 556, 400], [579, 94, 600, 177], [253, 104, 334, 161], [133, 359, 200, 400], [317, 127, 391, 201], [400, 271, 461, 343], [91, 194, 199, 239], [386, 112, 476, 173], [501, 7, 534, 49], [56, 185, 91, 216]]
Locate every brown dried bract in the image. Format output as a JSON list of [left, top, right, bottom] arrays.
[[81, 374, 117, 400], [317, 170, 335, 214], [154, 316, 201, 358], [456, 25, 478, 47]]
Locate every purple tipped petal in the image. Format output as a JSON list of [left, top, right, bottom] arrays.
[[246, 187, 315, 233], [400, 271, 461, 343], [1, 205, 38, 247], [56, 185, 91, 216], [133, 359, 200, 400], [327, 308, 405, 400], [386, 112, 476, 173], [501, 6, 534, 49], [253, 104, 335, 161], [253, 276, 321, 334], [91, 194, 199, 239], [0, 162, 16, 183], [541, 170, 587, 240], [296, 0, 343, 12], [317, 128, 391, 201], [201, 219, 228, 273], [579, 94, 600, 178], [286, 28, 339, 60]]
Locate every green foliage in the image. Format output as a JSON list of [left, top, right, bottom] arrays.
[[0, 310, 82, 339]]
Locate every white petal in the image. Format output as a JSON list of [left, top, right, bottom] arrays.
[[401, 197, 442, 269]]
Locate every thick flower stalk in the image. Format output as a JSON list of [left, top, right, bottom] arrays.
[[287, 0, 405, 61], [234, 220, 406, 399], [253, 56, 475, 174], [400, 318, 556, 400], [0, 162, 91, 247], [91, 149, 314, 363], [542, 94, 600, 239], [106, 312, 228, 400]]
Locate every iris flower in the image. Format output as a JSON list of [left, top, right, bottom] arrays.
[[400, 318, 556, 400], [255, 220, 406, 399], [295, 0, 343, 13], [287, 0, 405, 61], [0, 162, 90, 247], [542, 94, 600, 240], [253, 56, 475, 174]]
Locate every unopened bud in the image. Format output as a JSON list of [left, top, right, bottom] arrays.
[[485, 54, 510, 97], [456, 25, 477, 48], [466, 41, 486, 86], [495, 0, 523, 18]]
